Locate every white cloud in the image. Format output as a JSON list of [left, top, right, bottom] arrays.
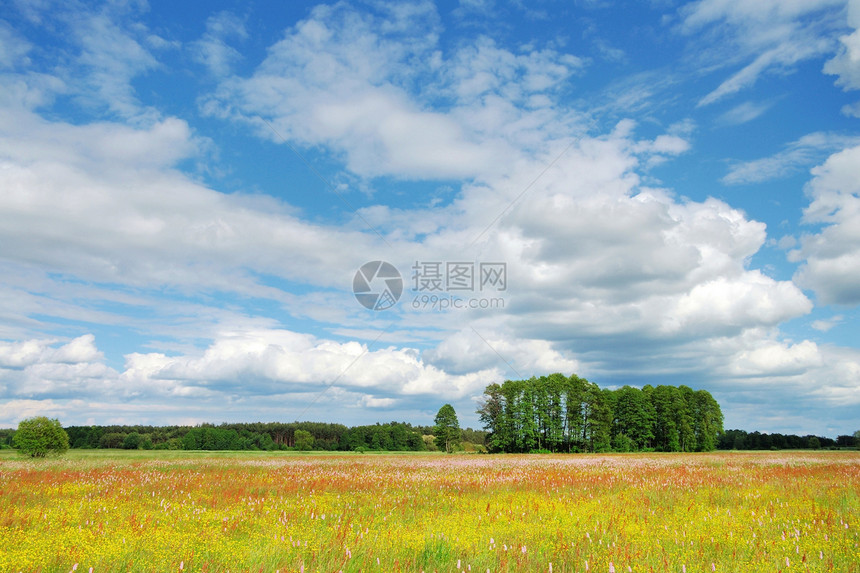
[[204, 4, 584, 180], [668, 272, 813, 336], [424, 328, 580, 376], [68, 12, 160, 120], [0, 335, 102, 368], [824, 0, 860, 89], [120, 328, 499, 402], [1, 0, 855, 436], [723, 132, 860, 185], [192, 11, 247, 77], [812, 314, 843, 331], [0, 108, 384, 298], [0, 399, 68, 424], [791, 145, 860, 304], [0, 335, 116, 401], [727, 339, 822, 377], [843, 100, 860, 116], [717, 100, 773, 125], [679, 0, 844, 105], [0, 19, 31, 69]]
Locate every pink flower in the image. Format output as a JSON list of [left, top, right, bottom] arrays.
[[609, 562, 616, 573]]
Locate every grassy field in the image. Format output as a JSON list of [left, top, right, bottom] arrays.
[[0, 450, 857, 572]]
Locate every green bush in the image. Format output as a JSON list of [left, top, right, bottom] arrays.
[[12, 417, 69, 458]]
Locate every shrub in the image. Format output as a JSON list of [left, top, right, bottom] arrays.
[[12, 417, 69, 458]]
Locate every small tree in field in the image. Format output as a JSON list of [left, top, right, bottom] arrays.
[[13, 417, 69, 458], [433, 404, 461, 453]]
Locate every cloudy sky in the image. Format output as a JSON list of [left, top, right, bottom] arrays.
[[1, 0, 859, 436]]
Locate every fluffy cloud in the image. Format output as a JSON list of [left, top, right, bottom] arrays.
[[0, 335, 115, 400], [204, 3, 583, 180], [0, 108, 383, 299], [791, 144, 860, 304], [2, 1, 856, 436]]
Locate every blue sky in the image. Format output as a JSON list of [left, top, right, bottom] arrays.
[[1, 0, 859, 436]]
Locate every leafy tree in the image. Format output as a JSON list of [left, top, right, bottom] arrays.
[[13, 417, 69, 457], [612, 386, 654, 450], [123, 432, 141, 450], [294, 429, 314, 451], [434, 404, 461, 453], [651, 385, 681, 452], [99, 432, 126, 449], [692, 389, 723, 451]]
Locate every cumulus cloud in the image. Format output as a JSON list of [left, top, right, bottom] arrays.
[[203, 3, 583, 180], [824, 0, 860, 90], [0, 107, 384, 298], [424, 328, 580, 376], [0, 335, 116, 400], [122, 328, 497, 400], [791, 144, 860, 304], [1, 0, 855, 435]]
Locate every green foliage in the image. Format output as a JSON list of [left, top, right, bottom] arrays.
[[12, 417, 69, 458], [477, 374, 724, 454], [294, 429, 314, 451], [433, 404, 461, 453], [0, 428, 17, 448], [123, 432, 142, 450], [339, 422, 426, 452], [716, 429, 839, 450]]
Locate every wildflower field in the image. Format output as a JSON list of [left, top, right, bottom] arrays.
[[0, 451, 857, 572]]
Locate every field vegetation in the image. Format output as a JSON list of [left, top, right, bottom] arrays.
[[0, 450, 857, 572]]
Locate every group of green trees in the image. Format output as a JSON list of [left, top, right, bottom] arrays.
[[717, 429, 860, 451], [57, 421, 439, 452], [477, 374, 724, 453], [6, 383, 857, 458]]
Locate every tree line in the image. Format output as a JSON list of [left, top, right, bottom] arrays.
[[717, 429, 860, 451], [0, 421, 487, 452], [477, 374, 724, 453]]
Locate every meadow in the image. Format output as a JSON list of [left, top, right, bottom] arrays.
[[0, 450, 857, 572]]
